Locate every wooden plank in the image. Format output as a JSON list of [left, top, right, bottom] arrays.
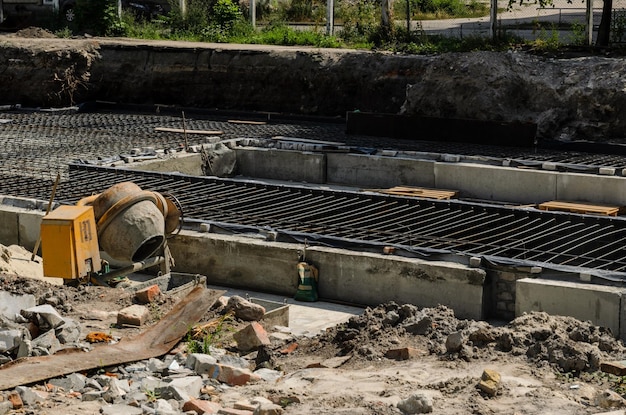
[[538, 201, 620, 216], [228, 119, 267, 125], [155, 127, 223, 135], [365, 186, 458, 200]]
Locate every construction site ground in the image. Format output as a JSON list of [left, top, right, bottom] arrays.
[[1, 245, 626, 415]]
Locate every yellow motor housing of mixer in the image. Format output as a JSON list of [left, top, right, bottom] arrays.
[[40, 205, 102, 281]]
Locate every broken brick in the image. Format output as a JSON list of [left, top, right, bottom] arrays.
[[134, 284, 161, 304], [384, 347, 427, 360], [477, 368, 501, 397], [8, 392, 23, 409], [183, 397, 221, 414], [279, 342, 298, 354]]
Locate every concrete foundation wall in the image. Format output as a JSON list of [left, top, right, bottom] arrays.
[[556, 173, 626, 205], [434, 164, 558, 204], [516, 278, 625, 338], [326, 154, 436, 188], [235, 148, 327, 183], [306, 246, 486, 320], [169, 232, 486, 320], [123, 149, 626, 207]]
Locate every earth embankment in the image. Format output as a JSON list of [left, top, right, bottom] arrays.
[[1, 34, 625, 141]]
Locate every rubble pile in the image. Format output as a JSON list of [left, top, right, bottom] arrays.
[[313, 302, 626, 374]]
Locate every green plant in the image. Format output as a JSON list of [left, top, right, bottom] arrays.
[[74, 0, 126, 35], [212, 0, 242, 29], [186, 314, 234, 354], [144, 388, 161, 402]]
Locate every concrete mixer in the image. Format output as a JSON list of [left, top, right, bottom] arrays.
[[39, 182, 182, 285]]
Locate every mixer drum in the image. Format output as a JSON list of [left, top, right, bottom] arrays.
[[92, 182, 166, 263]]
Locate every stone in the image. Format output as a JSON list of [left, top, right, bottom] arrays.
[[234, 401, 258, 411], [146, 357, 168, 373], [16, 386, 47, 406], [187, 353, 218, 375], [183, 397, 222, 414], [135, 284, 161, 304], [50, 373, 87, 391], [218, 354, 252, 370], [445, 331, 464, 353], [397, 393, 433, 414], [117, 305, 150, 326], [82, 390, 105, 401], [0, 328, 23, 352], [253, 402, 284, 415], [226, 296, 265, 321], [233, 322, 271, 352], [158, 376, 202, 401], [477, 369, 501, 397], [385, 347, 428, 360], [100, 404, 143, 415], [22, 304, 65, 329], [0, 401, 11, 415], [55, 317, 81, 344], [31, 330, 61, 355], [0, 292, 36, 321]]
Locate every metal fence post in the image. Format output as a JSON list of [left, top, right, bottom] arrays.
[[490, 0, 498, 40], [180, 0, 186, 18], [586, 0, 594, 45], [251, 0, 256, 28], [326, 0, 334, 35]]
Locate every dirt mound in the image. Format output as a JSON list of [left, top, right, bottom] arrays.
[[280, 302, 626, 375], [12, 27, 57, 38]]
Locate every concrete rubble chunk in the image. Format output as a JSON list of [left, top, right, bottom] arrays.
[[226, 296, 265, 321], [0, 328, 24, 353], [117, 304, 150, 327], [397, 393, 433, 414], [55, 317, 81, 344], [49, 372, 87, 391], [477, 369, 501, 397], [22, 304, 66, 329], [233, 322, 271, 352], [0, 401, 11, 415], [31, 329, 61, 356], [158, 376, 203, 401], [0, 292, 36, 322], [16, 386, 47, 406], [218, 354, 253, 369], [187, 353, 218, 375]]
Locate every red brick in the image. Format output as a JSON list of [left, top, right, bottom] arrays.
[[183, 397, 221, 414], [279, 342, 298, 354], [135, 284, 161, 304], [8, 392, 23, 409]]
